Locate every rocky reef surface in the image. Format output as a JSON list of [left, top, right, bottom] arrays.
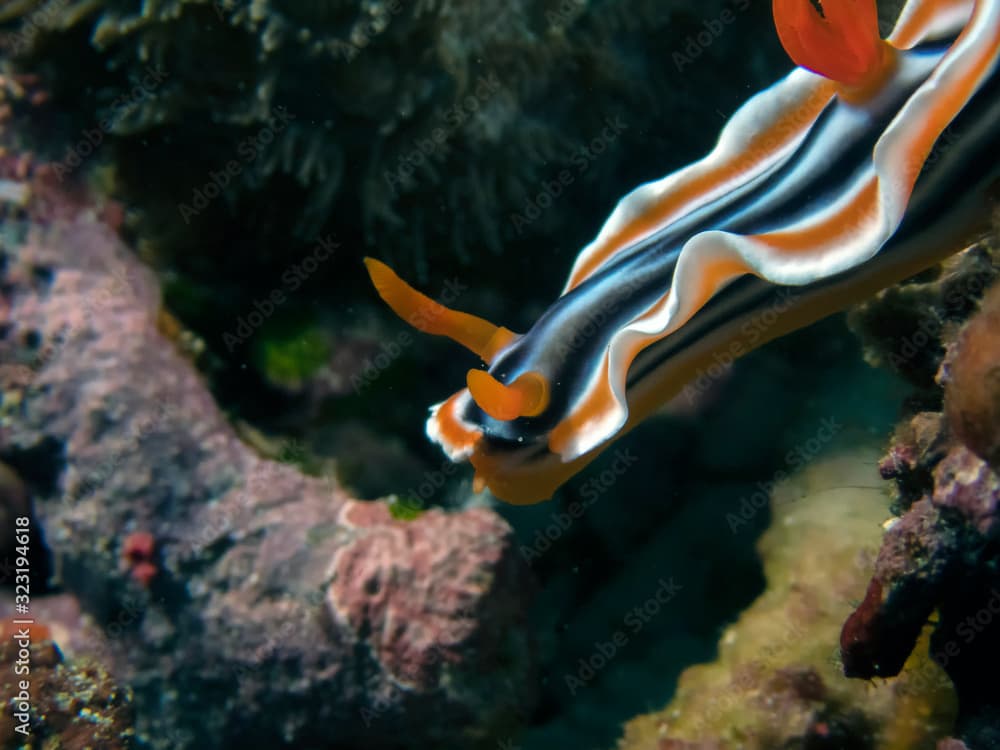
[[0, 635, 137, 750], [0, 159, 536, 749], [617, 445, 957, 750], [842, 239, 1000, 750]]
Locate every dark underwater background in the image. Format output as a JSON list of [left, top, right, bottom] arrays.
[[1, 0, 999, 748]]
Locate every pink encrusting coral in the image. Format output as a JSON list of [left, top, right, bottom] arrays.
[[328, 501, 535, 692]]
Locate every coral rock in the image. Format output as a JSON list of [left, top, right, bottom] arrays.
[[842, 241, 1000, 749], [0, 461, 30, 576], [619, 446, 955, 750], [944, 281, 1000, 470], [0, 168, 536, 749], [847, 243, 999, 388], [0, 639, 136, 750]]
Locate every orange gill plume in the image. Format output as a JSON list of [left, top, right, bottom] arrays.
[[773, 0, 897, 91], [362, 258, 551, 422]]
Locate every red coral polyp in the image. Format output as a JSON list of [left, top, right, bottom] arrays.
[[122, 531, 158, 586]]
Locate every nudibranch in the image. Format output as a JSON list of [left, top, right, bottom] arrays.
[[366, 0, 1000, 504]]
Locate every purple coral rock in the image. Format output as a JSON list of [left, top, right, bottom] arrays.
[[0, 169, 536, 749], [840, 503, 949, 681], [842, 271, 1000, 748], [932, 446, 1000, 538]]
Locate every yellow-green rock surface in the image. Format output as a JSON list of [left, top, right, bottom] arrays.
[[618, 443, 956, 750]]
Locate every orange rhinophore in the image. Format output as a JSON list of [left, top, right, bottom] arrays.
[[466, 370, 550, 421], [363, 258, 518, 364], [364, 257, 552, 423]]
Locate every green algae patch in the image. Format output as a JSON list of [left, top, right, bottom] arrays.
[[387, 495, 425, 521], [618, 442, 957, 750], [252, 319, 331, 390]]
